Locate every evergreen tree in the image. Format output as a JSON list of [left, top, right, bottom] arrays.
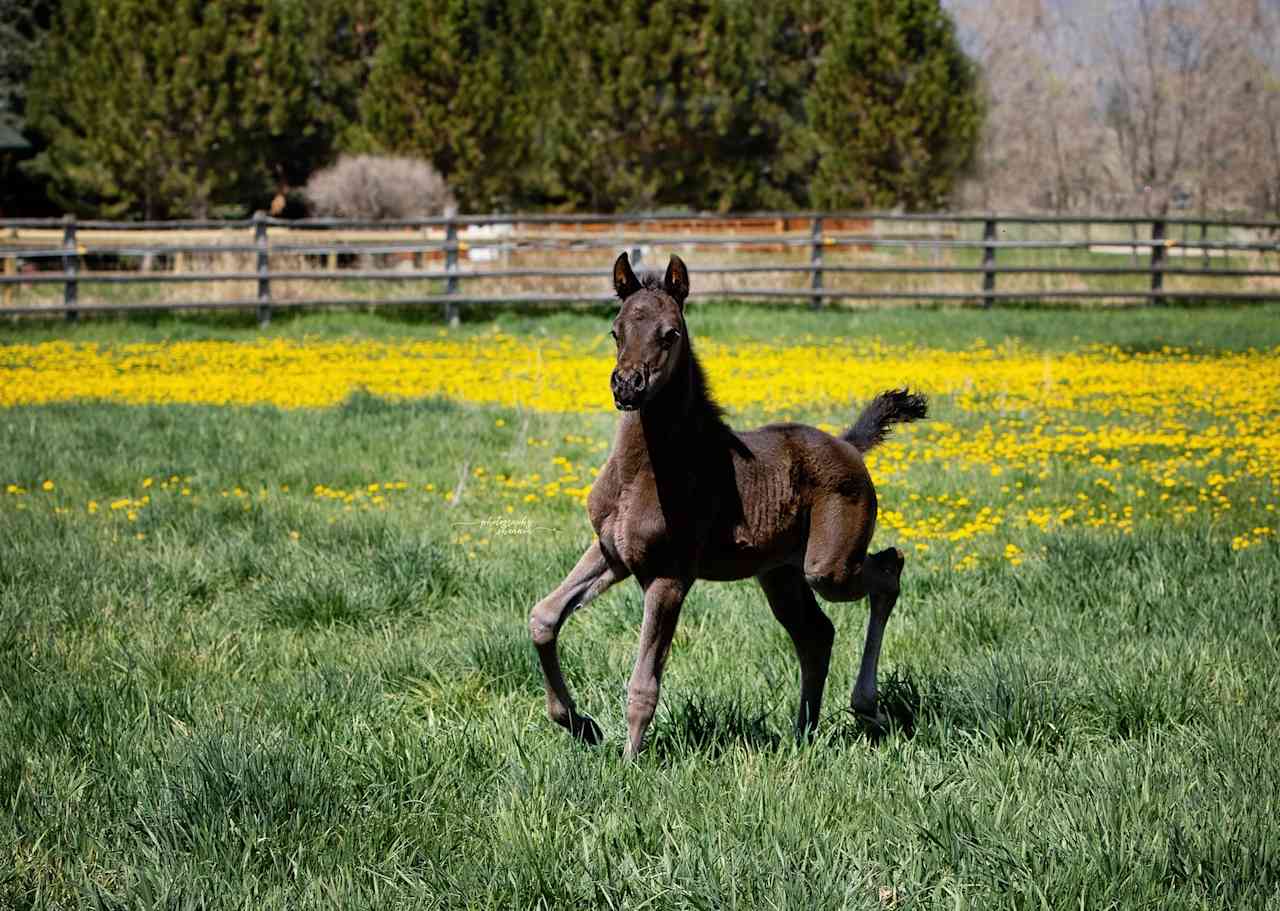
[[25, 0, 370, 218], [535, 0, 824, 212], [353, 0, 826, 213], [354, 0, 542, 212], [0, 0, 54, 133], [21, 0, 985, 217], [260, 0, 381, 198], [531, 0, 696, 211], [807, 0, 981, 210], [0, 0, 56, 215]]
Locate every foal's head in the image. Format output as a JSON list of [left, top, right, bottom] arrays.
[[609, 252, 691, 411]]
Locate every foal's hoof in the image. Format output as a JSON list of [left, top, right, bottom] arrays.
[[850, 704, 891, 735], [568, 713, 604, 745]]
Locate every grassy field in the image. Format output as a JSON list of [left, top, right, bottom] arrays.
[[2, 302, 1279, 908]]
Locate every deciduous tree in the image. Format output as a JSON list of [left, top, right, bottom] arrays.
[[953, 0, 1278, 215]]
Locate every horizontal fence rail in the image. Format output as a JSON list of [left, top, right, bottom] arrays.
[[2, 210, 1278, 323]]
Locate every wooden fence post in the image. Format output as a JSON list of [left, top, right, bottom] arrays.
[[3, 253, 14, 310], [982, 217, 997, 309], [810, 215, 824, 310], [255, 211, 271, 327], [1150, 218, 1167, 307], [62, 214, 78, 323], [444, 218, 459, 326]]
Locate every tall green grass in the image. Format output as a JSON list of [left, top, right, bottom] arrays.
[[2, 306, 1278, 909]]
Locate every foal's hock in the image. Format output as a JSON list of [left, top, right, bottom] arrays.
[[528, 252, 927, 757]]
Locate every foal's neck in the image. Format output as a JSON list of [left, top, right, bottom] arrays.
[[633, 343, 725, 461]]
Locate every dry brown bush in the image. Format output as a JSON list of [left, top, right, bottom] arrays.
[[304, 155, 457, 220]]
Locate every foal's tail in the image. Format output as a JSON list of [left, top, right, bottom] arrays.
[[842, 388, 928, 453]]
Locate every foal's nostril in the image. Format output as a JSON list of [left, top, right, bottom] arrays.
[[611, 369, 646, 407]]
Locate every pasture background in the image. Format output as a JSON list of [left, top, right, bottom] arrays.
[[2, 303, 1279, 908]]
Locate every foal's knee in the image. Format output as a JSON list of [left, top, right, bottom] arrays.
[[528, 602, 557, 647], [803, 562, 866, 603]]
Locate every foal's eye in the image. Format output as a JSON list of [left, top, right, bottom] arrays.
[[659, 328, 681, 349]]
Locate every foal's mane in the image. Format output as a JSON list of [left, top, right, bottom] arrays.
[[632, 268, 733, 439], [685, 345, 729, 431], [634, 272, 663, 294], [634, 272, 667, 294]]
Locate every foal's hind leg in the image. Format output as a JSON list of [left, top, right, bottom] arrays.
[[849, 548, 904, 725], [803, 505, 904, 727], [758, 565, 835, 740], [528, 541, 628, 744]]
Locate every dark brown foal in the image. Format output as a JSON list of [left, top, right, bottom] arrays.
[[529, 252, 927, 757]]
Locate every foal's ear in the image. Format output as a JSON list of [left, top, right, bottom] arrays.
[[613, 252, 641, 300], [663, 255, 690, 307]]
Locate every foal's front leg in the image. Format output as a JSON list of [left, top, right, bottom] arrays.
[[624, 576, 690, 759], [528, 541, 628, 743], [758, 565, 836, 740]]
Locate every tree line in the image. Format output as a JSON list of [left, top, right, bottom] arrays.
[[950, 0, 1280, 216], [0, 0, 982, 219]]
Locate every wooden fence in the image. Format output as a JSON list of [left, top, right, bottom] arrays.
[[1, 211, 1278, 324]]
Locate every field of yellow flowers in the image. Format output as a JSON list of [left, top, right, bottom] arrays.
[[2, 304, 1278, 908], [4, 326, 1276, 562]]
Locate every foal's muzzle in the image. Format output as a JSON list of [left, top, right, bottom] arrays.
[[611, 368, 647, 410]]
